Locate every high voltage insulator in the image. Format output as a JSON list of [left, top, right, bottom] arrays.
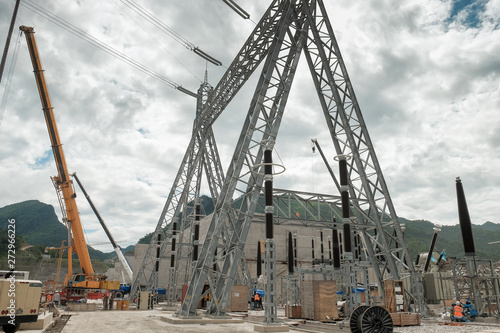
[[222, 0, 250, 20], [193, 48, 222, 66], [177, 86, 200, 98]]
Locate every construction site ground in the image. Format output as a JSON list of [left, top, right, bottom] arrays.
[[17, 306, 500, 333]]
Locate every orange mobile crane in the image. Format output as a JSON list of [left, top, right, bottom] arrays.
[[20, 26, 119, 300]]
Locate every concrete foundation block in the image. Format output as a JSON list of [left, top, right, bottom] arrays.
[[66, 303, 97, 311], [20, 312, 53, 330], [254, 323, 289, 332]]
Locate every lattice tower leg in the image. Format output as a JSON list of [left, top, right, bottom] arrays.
[[343, 253, 357, 318], [265, 239, 277, 324], [290, 275, 300, 306], [167, 268, 176, 306], [467, 257, 483, 313]]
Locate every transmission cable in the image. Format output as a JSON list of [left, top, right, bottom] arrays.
[[111, 0, 203, 84], [119, 0, 222, 66], [0, 31, 21, 127], [20, 0, 199, 98]]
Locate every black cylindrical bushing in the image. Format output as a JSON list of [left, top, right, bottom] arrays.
[[456, 177, 476, 256], [170, 222, 177, 268], [288, 232, 294, 274], [294, 238, 297, 267], [266, 213, 273, 239], [343, 223, 352, 253], [156, 234, 161, 271], [339, 158, 352, 253], [264, 149, 274, 239], [257, 241, 262, 276], [437, 252, 444, 265], [339, 157, 348, 186], [320, 231, 324, 262], [424, 230, 439, 272], [332, 229, 341, 269], [193, 204, 200, 261], [213, 248, 218, 272], [341, 191, 350, 218]]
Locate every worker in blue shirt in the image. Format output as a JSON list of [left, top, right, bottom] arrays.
[[463, 299, 477, 320]]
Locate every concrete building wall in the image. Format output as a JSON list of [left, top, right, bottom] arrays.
[[111, 214, 338, 301]]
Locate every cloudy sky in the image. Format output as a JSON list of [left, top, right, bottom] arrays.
[[0, 0, 499, 251]]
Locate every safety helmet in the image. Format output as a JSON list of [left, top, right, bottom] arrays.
[[456, 301, 461, 305], [466, 300, 471, 304]]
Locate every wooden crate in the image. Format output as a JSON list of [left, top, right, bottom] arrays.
[[384, 280, 407, 313], [285, 305, 302, 319], [390, 313, 421, 327], [228, 285, 248, 312], [301, 280, 338, 321]]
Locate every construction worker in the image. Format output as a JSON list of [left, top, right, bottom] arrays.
[[450, 302, 456, 321], [53, 291, 60, 307], [454, 301, 470, 322], [254, 292, 262, 309], [464, 299, 477, 320]]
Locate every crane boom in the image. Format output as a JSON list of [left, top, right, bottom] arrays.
[[72, 172, 134, 282], [20, 26, 94, 277]]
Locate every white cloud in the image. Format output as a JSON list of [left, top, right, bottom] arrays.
[[0, 0, 499, 252]]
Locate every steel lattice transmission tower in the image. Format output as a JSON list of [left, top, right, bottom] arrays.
[[134, 0, 424, 315], [129, 72, 228, 300]]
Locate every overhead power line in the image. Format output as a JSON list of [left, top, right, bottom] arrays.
[[20, 0, 199, 98], [0, 0, 21, 85], [222, 0, 250, 20], [119, 0, 222, 66]]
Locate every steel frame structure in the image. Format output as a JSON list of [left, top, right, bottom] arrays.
[[134, 0, 422, 316], [451, 257, 500, 317]]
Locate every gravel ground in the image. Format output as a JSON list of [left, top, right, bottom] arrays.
[[395, 320, 500, 333]]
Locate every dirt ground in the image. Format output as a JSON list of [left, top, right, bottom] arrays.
[[59, 308, 303, 333], [16, 307, 500, 333]]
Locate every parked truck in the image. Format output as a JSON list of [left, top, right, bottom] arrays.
[[0, 275, 42, 333]]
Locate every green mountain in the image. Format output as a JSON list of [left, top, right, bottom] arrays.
[[0, 200, 68, 247], [2, 199, 500, 264], [399, 218, 500, 261], [0, 200, 114, 261]]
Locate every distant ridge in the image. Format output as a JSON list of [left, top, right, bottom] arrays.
[[1, 199, 500, 262], [0, 200, 114, 261]]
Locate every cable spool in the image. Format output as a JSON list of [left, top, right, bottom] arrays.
[[354, 306, 393, 333], [349, 305, 369, 333]]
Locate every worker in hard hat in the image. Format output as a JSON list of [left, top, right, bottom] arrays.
[[453, 301, 470, 322], [254, 292, 262, 309], [463, 299, 477, 320], [449, 302, 456, 322]]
